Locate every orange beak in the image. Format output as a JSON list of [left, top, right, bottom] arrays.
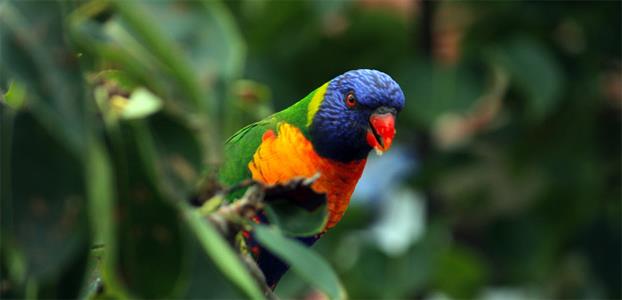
[[366, 111, 396, 155]]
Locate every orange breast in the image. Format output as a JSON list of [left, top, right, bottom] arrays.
[[248, 123, 366, 230]]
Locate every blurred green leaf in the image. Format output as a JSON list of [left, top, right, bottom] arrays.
[[149, 113, 203, 200], [84, 136, 121, 297], [493, 37, 563, 121], [93, 70, 140, 93], [181, 231, 249, 299], [100, 122, 187, 298], [1, 0, 619, 299], [183, 209, 265, 300], [137, 0, 245, 81], [399, 60, 487, 128], [254, 225, 345, 300], [0, 0, 87, 153], [330, 222, 452, 299], [69, 0, 247, 162], [263, 178, 328, 236], [110, 0, 206, 112], [265, 203, 328, 237], [3, 81, 26, 110], [3, 113, 90, 295], [69, 5, 170, 101], [226, 79, 273, 135], [0, 237, 27, 292], [0, 2, 98, 297], [433, 246, 488, 299]]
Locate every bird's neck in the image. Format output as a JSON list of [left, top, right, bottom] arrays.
[[315, 156, 367, 229], [272, 85, 320, 140], [248, 123, 367, 230]]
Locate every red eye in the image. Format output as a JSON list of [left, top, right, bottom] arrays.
[[345, 92, 357, 108]]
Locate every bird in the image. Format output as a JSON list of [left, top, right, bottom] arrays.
[[218, 69, 405, 288]]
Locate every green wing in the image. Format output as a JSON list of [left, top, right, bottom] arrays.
[[218, 87, 315, 201], [218, 116, 277, 190]]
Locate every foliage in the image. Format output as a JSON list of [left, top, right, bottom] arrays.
[[0, 0, 338, 298], [1, 0, 620, 299]]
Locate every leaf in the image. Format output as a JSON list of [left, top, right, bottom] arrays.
[[264, 203, 328, 237], [0, 0, 88, 153], [492, 37, 563, 121], [69, 7, 171, 102], [110, 0, 209, 112], [3, 112, 90, 295], [3, 81, 26, 109], [181, 231, 249, 299], [0, 237, 27, 298], [263, 177, 328, 236], [226, 79, 274, 136], [433, 246, 488, 299], [121, 88, 163, 119], [84, 136, 125, 298], [104, 122, 186, 298], [136, 0, 246, 82], [93, 70, 140, 93], [253, 225, 345, 300], [149, 113, 203, 200], [183, 209, 265, 300], [132, 0, 247, 101], [69, 0, 243, 158], [110, 0, 247, 156], [398, 60, 487, 128]]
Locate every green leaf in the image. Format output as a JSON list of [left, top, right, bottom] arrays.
[[183, 209, 265, 300], [253, 225, 345, 300], [111, 0, 208, 113], [399, 60, 487, 128], [149, 113, 203, 200], [94, 70, 140, 93], [121, 88, 163, 119], [85, 193, 112, 252], [262, 178, 328, 236], [0, 0, 88, 154], [226, 79, 273, 136], [181, 232, 249, 299], [68, 0, 242, 160], [0, 237, 27, 290], [433, 246, 488, 299], [3, 113, 90, 295], [493, 37, 563, 121], [68, 7, 170, 102], [84, 137, 125, 298], [3, 81, 26, 109], [136, 0, 246, 82], [265, 203, 328, 237], [105, 123, 186, 298]]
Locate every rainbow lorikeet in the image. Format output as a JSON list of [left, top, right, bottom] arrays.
[[219, 69, 405, 287]]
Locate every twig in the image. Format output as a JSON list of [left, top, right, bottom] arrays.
[[205, 185, 265, 243]]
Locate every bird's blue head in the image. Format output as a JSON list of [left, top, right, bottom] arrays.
[[307, 69, 405, 162]]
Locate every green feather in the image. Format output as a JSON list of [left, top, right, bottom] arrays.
[[218, 85, 322, 200]]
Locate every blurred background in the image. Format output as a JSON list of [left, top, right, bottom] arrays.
[[1, 0, 620, 299], [234, 1, 621, 298]]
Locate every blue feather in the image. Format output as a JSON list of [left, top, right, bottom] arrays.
[[310, 69, 405, 162]]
